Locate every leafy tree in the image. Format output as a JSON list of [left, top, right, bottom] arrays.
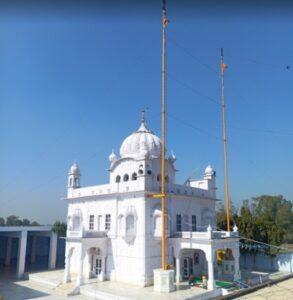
[[216, 202, 239, 231], [216, 203, 226, 230], [52, 221, 67, 236], [6, 215, 23, 226], [238, 200, 258, 240], [22, 219, 31, 226], [217, 195, 293, 256], [252, 195, 292, 247], [31, 221, 40, 226], [0, 217, 5, 226]]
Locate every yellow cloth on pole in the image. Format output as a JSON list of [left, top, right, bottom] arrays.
[[221, 62, 228, 72]]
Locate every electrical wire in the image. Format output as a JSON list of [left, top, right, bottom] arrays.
[[0, 113, 92, 193], [0, 151, 98, 210], [168, 35, 218, 75], [226, 53, 293, 72], [166, 72, 219, 105], [230, 126, 293, 136], [166, 112, 221, 140]]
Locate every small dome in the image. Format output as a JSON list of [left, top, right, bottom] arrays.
[[205, 164, 214, 176], [168, 150, 176, 162], [109, 149, 117, 163], [69, 162, 80, 175], [120, 112, 162, 159]]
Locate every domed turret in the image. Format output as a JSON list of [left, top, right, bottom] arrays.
[[69, 162, 80, 176], [120, 111, 162, 159], [168, 150, 176, 162], [204, 164, 215, 179], [109, 149, 117, 163], [68, 162, 81, 188]]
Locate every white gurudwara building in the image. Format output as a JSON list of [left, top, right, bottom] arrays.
[[63, 113, 240, 291]]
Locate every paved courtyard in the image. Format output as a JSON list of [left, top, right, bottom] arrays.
[[237, 278, 293, 299], [0, 271, 86, 300], [1, 268, 292, 300], [80, 280, 219, 300], [0, 269, 220, 300]]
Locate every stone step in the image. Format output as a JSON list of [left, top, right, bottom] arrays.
[[29, 273, 60, 288], [80, 285, 130, 300], [54, 282, 78, 296]]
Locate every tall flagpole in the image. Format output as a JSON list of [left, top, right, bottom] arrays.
[[220, 48, 231, 232], [161, 0, 167, 270]]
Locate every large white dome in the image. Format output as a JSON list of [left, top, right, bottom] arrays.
[[120, 119, 162, 159]]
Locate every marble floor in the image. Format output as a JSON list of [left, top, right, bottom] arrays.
[[80, 280, 220, 300], [0, 269, 220, 300], [0, 270, 85, 300], [237, 278, 293, 299]]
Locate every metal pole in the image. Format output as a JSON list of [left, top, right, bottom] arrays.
[[161, 0, 167, 270], [220, 48, 231, 232]]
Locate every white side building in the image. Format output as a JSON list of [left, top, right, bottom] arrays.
[[63, 114, 240, 291]]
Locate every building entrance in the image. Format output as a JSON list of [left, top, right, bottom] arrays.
[[183, 257, 193, 279], [94, 258, 102, 275]]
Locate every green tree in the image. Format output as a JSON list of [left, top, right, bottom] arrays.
[[52, 221, 67, 236], [252, 195, 292, 246], [6, 215, 22, 226], [216, 202, 239, 231], [216, 203, 226, 230], [0, 217, 5, 226], [31, 221, 40, 226], [22, 219, 31, 226], [217, 195, 293, 255], [238, 200, 258, 240]]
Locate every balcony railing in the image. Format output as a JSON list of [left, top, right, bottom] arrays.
[[171, 230, 239, 240], [67, 229, 108, 238]]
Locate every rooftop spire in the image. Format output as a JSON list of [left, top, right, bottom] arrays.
[[138, 109, 149, 132], [141, 109, 146, 124]]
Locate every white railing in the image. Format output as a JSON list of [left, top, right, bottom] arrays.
[[67, 230, 83, 238], [171, 230, 239, 240], [212, 230, 239, 239], [67, 229, 107, 238], [173, 231, 210, 239]]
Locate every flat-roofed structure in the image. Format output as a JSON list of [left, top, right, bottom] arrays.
[[0, 226, 57, 278]]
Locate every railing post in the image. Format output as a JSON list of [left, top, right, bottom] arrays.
[[207, 225, 212, 239]]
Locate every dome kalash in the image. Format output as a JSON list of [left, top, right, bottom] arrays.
[[119, 114, 162, 160]]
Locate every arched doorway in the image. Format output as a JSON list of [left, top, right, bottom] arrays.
[[214, 248, 235, 281], [88, 247, 103, 279], [179, 249, 207, 280]]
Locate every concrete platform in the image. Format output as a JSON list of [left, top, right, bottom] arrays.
[[237, 277, 293, 299], [29, 269, 65, 288], [0, 270, 87, 300], [80, 281, 222, 300], [27, 269, 223, 300]]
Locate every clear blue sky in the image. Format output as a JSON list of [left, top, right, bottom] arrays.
[[1, 1, 293, 224]]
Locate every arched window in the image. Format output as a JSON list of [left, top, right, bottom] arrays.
[[115, 175, 121, 183], [72, 215, 81, 231], [123, 174, 129, 182], [157, 174, 161, 182], [154, 215, 162, 237], [138, 164, 144, 174], [165, 176, 169, 183], [132, 172, 137, 180], [126, 215, 135, 235]]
